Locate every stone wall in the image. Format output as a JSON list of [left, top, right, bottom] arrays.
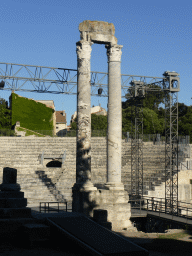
[[0, 137, 191, 206]]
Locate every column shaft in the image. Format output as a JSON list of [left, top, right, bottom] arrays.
[[106, 45, 124, 189], [76, 40, 95, 189]]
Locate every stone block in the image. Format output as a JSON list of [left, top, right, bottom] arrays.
[[2, 167, 17, 184], [5, 198, 27, 208], [22, 223, 50, 240], [0, 183, 21, 191], [93, 209, 108, 222], [79, 20, 117, 44], [0, 207, 31, 218]]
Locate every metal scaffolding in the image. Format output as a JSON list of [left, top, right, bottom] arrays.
[[130, 81, 144, 198], [163, 71, 180, 214], [129, 72, 180, 216]]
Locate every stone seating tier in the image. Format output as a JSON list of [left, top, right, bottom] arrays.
[[0, 137, 190, 205]]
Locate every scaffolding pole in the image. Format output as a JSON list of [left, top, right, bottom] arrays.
[[163, 71, 180, 214]]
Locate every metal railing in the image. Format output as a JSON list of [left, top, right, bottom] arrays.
[[129, 196, 192, 220], [144, 197, 192, 217], [39, 201, 70, 213], [128, 199, 146, 217]]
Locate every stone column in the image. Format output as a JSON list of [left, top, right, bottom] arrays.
[[105, 44, 124, 190], [75, 40, 96, 191]]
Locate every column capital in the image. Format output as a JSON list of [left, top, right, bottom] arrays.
[[106, 44, 123, 62], [76, 40, 93, 60]]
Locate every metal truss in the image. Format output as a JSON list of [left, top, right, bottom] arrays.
[[0, 62, 164, 98], [163, 71, 180, 214], [130, 81, 144, 198]]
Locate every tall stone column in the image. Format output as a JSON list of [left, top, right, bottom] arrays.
[[105, 44, 124, 190], [75, 40, 96, 191]]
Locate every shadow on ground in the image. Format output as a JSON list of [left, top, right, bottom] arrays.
[[115, 230, 192, 256]]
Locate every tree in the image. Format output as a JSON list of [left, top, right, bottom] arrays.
[[0, 98, 11, 129], [70, 117, 77, 130], [122, 84, 171, 135], [70, 114, 108, 130], [91, 114, 107, 130], [178, 104, 192, 142], [123, 84, 165, 112]]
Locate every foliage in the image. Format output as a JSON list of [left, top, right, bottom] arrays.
[[91, 114, 107, 130], [122, 104, 165, 135], [157, 231, 187, 240], [70, 117, 77, 130], [124, 84, 166, 112], [143, 108, 164, 134], [70, 114, 108, 131], [11, 93, 54, 132], [0, 129, 15, 136], [0, 98, 11, 129], [178, 103, 192, 142]]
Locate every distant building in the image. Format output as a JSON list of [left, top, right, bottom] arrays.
[[56, 111, 67, 136], [70, 105, 107, 125]]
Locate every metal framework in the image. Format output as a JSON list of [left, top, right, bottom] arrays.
[[163, 71, 180, 214], [0, 62, 165, 98], [0, 62, 180, 213], [129, 72, 180, 216], [130, 81, 144, 198]]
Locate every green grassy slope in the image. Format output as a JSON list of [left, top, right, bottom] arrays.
[[11, 93, 54, 131]]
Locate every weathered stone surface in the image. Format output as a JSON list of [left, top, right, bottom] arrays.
[[79, 20, 117, 44], [105, 44, 124, 189], [75, 40, 96, 191], [79, 20, 115, 35]]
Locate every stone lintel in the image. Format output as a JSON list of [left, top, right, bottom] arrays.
[[79, 20, 117, 45]]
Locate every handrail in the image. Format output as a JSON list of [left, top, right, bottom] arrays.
[[39, 201, 68, 213], [129, 197, 192, 220]]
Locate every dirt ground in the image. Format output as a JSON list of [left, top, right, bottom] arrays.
[[116, 228, 192, 256], [0, 228, 192, 256]]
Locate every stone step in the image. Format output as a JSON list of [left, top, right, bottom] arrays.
[[21, 223, 51, 248], [0, 191, 24, 198], [0, 198, 27, 208], [0, 207, 31, 218], [0, 217, 43, 236]]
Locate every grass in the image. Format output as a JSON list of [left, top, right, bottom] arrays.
[[136, 231, 192, 255], [157, 231, 189, 240], [16, 127, 45, 137]]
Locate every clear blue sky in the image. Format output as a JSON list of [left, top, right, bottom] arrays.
[[0, 0, 191, 125]]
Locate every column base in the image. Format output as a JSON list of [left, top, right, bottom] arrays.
[[72, 184, 133, 231], [104, 182, 124, 190], [73, 181, 97, 192]]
